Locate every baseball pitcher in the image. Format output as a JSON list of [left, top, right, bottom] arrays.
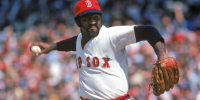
[[30, 0, 179, 99]]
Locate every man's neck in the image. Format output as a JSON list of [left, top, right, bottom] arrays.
[[82, 36, 90, 43]]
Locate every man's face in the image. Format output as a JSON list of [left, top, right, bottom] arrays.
[[79, 13, 102, 38]]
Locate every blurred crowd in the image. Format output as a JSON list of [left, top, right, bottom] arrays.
[[0, 0, 200, 100]]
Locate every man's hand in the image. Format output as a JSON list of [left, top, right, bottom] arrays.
[[29, 42, 57, 56]]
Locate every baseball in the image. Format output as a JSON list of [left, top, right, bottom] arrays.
[[31, 45, 41, 54]]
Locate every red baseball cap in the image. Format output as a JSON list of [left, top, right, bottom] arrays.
[[74, 0, 102, 17]]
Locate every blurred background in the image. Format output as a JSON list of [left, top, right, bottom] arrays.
[[0, 0, 200, 100]]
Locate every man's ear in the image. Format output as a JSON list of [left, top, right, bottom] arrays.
[[75, 17, 81, 27]]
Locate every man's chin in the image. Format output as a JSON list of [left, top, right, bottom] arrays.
[[89, 31, 98, 37]]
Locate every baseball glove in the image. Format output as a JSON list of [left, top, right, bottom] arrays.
[[150, 57, 179, 96]]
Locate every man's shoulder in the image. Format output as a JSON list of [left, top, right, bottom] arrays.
[[101, 25, 136, 33], [100, 25, 122, 32], [104, 25, 135, 30], [76, 33, 82, 40]]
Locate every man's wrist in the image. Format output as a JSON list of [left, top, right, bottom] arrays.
[[48, 43, 57, 52], [153, 41, 167, 60]]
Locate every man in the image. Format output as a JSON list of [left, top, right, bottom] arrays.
[[31, 0, 177, 99]]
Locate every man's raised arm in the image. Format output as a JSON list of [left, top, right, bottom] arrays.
[[30, 35, 77, 56]]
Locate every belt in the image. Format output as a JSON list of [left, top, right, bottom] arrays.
[[80, 93, 130, 100]]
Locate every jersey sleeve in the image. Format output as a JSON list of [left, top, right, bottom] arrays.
[[56, 35, 77, 51], [108, 25, 136, 50]]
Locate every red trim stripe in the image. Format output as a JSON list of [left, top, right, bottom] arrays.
[[80, 96, 89, 100], [80, 93, 130, 100], [109, 93, 130, 100]]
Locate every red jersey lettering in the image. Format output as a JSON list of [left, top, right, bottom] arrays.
[[78, 57, 82, 68], [77, 56, 111, 68], [93, 57, 99, 67], [102, 57, 110, 68], [86, 57, 91, 67]]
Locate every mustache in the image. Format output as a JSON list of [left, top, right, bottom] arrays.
[[86, 24, 100, 36], [88, 24, 98, 29]]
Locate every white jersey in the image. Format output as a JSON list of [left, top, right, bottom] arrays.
[[76, 25, 136, 99]]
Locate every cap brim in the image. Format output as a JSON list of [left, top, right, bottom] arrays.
[[76, 9, 102, 17]]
